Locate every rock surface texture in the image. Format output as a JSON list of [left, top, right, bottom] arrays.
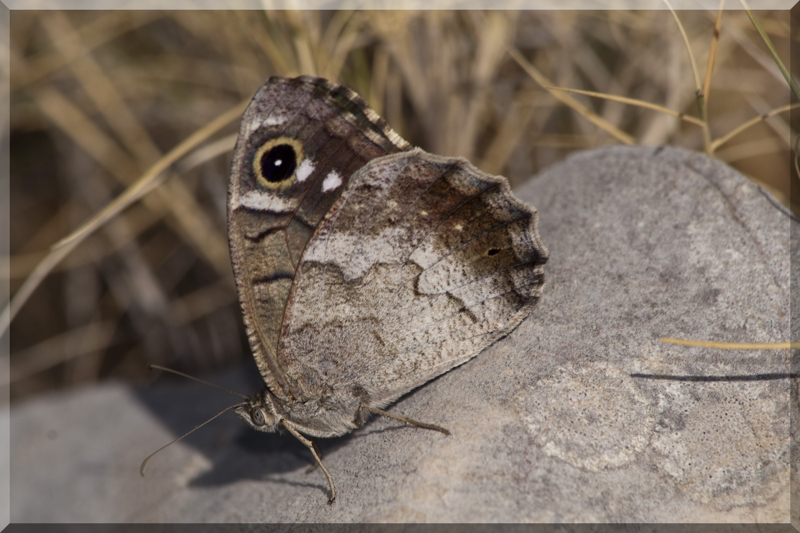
[[10, 146, 793, 522]]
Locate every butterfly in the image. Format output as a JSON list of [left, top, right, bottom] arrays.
[[225, 75, 548, 503]]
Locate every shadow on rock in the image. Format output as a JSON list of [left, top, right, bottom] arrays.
[[189, 425, 354, 488], [132, 358, 363, 488]]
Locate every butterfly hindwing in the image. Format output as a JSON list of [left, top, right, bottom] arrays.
[[276, 149, 548, 435]]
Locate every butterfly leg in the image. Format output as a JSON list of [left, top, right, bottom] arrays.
[[361, 405, 451, 436], [281, 419, 336, 504], [305, 441, 323, 474]]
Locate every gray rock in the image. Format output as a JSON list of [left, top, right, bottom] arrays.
[[10, 146, 792, 522]]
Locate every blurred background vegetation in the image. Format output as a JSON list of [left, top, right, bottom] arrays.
[[8, 9, 795, 400]]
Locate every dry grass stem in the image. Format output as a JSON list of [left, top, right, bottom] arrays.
[[507, 46, 636, 146], [702, 0, 725, 104], [661, 338, 797, 350], [12, 12, 163, 91], [739, 0, 799, 100], [715, 137, 785, 164], [8, 320, 121, 385], [663, 0, 702, 93], [53, 98, 247, 250], [368, 46, 390, 116], [42, 13, 233, 277], [480, 87, 539, 175], [7, 207, 159, 280], [709, 103, 799, 153], [542, 85, 706, 127], [3, 98, 248, 338], [170, 281, 238, 325], [176, 134, 238, 173], [325, 13, 365, 81]]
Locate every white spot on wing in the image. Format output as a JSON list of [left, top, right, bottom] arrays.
[[247, 115, 286, 134], [265, 115, 286, 126], [296, 159, 315, 182], [322, 171, 343, 192], [236, 191, 297, 213]]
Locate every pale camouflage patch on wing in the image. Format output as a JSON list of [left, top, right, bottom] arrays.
[[278, 149, 548, 430]]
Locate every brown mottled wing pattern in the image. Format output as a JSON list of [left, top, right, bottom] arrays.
[[278, 149, 548, 423], [228, 76, 410, 401]]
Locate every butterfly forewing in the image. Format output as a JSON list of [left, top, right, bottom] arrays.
[[228, 76, 410, 401]]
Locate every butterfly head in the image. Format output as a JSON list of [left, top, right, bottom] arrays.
[[234, 390, 280, 432]]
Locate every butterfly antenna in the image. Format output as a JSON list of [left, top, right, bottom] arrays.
[[148, 364, 249, 399], [140, 401, 247, 476]]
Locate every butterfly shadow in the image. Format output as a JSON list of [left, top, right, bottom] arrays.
[[134, 358, 449, 496], [188, 415, 415, 492], [189, 425, 343, 489], [132, 360, 375, 495]]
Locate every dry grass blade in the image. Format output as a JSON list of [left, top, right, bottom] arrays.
[[542, 85, 706, 127], [661, 337, 797, 349], [41, 12, 233, 280], [1, 239, 80, 343], [285, 11, 318, 76], [8, 320, 120, 384], [507, 46, 636, 146], [700, 0, 725, 155], [14, 199, 79, 254], [739, 0, 799, 100], [53, 98, 246, 250], [368, 12, 429, 136], [663, 0, 702, 93], [709, 102, 799, 152], [369, 46, 390, 117], [703, 0, 724, 103], [228, 12, 291, 77], [12, 12, 163, 91], [32, 86, 139, 179], [6, 207, 159, 280], [170, 280, 238, 325], [745, 94, 792, 147], [320, 10, 355, 59], [454, 12, 513, 159], [325, 12, 365, 82], [6, 138, 238, 282], [176, 133, 238, 173], [479, 86, 538, 175], [716, 137, 784, 164], [0, 98, 249, 338], [27, 78, 232, 285]]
